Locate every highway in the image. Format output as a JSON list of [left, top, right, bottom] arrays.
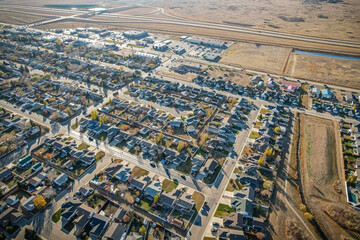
[[1, 3, 360, 51]]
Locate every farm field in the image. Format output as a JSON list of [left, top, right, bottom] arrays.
[[299, 114, 352, 239]]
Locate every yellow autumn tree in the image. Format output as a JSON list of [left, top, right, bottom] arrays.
[[33, 195, 46, 209], [258, 155, 266, 167]]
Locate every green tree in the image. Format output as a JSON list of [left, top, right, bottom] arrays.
[[304, 212, 314, 222], [139, 225, 146, 236], [177, 141, 184, 152], [153, 193, 160, 203], [91, 109, 98, 120], [258, 155, 266, 167]]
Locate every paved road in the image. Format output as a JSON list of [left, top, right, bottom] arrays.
[[2, 3, 360, 51]]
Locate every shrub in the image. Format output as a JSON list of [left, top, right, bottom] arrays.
[[304, 212, 314, 222]]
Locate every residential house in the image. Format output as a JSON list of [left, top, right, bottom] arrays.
[[88, 213, 110, 240], [176, 192, 194, 213], [0, 168, 12, 182], [114, 167, 131, 182], [238, 175, 259, 189], [170, 119, 182, 128], [197, 159, 218, 180], [103, 222, 127, 240], [114, 207, 127, 223], [158, 189, 181, 209], [73, 204, 95, 235], [105, 163, 122, 179], [78, 187, 93, 197], [54, 173, 68, 186], [18, 155, 33, 168], [21, 196, 36, 212], [0, 207, 23, 227], [223, 212, 244, 230], [5, 195, 19, 206], [217, 228, 245, 240], [233, 187, 255, 202], [129, 176, 150, 191], [321, 89, 332, 99], [191, 155, 205, 174], [29, 176, 42, 188], [144, 180, 162, 200], [231, 198, 253, 216], [61, 199, 82, 226]]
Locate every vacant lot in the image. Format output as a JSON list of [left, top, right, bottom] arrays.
[[299, 114, 351, 239], [286, 53, 360, 90], [220, 42, 292, 74]]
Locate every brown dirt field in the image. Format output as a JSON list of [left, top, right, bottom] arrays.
[[206, 66, 252, 87], [0, 11, 55, 25], [152, 0, 360, 42], [286, 53, 360, 90], [299, 114, 352, 240], [113, 7, 158, 15], [157, 69, 197, 83], [220, 42, 292, 74], [267, 113, 319, 240]]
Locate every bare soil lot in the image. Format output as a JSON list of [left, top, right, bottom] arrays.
[[286, 53, 360, 89], [152, 0, 360, 41], [0, 11, 55, 25], [299, 114, 352, 239], [220, 42, 292, 74]]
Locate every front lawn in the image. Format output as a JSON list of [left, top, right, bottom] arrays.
[[71, 121, 79, 130], [95, 151, 105, 162], [214, 203, 235, 217], [192, 191, 205, 212], [132, 166, 149, 178], [52, 209, 62, 223], [249, 131, 260, 139], [161, 179, 178, 193], [77, 143, 90, 150]]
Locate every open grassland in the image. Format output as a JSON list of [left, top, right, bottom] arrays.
[[152, 0, 360, 42], [299, 114, 352, 239], [285, 53, 360, 90], [220, 42, 292, 74]]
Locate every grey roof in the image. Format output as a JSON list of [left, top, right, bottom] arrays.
[[103, 222, 126, 240], [89, 213, 109, 236], [177, 192, 194, 210], [0, 168, 12, 180], [61, 199, 82, 219]]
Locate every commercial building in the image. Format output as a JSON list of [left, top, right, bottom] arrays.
[[123, 30, 148, 39], [134, 52, 160, 62], [186, 36, 225, 48]]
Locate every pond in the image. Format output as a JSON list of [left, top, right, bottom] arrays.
[[294, 50, 360, 61]]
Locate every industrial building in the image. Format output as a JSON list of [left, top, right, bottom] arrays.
[[134, 52, 160, 62], [186, 36, 225, 48]]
